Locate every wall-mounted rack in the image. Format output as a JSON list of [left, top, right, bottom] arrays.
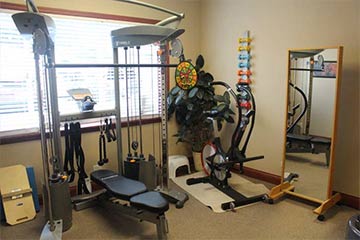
[[59, 110, 117, 122]]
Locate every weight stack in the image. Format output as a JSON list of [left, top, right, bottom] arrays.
[[43, 180, 72, 232], [124, 160, 140, 180], [139, 158, 157, 190]]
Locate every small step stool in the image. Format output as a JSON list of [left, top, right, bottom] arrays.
[[169, 155, 190, 179]]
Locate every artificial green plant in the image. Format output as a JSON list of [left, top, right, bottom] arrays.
[[167, 55, 235, 152]]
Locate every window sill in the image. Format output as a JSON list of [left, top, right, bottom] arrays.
[[0, 116, 161, 145]]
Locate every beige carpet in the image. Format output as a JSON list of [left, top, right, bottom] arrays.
[[285, 152, 329, 200], [1, 179, 358, 240], [172, 171, 269, 212]]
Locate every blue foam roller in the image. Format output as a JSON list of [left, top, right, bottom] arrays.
[[26, 166, 40, 212]]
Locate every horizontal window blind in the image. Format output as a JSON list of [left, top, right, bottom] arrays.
[[0, 11, 161, 133], [0, 12, 38, 131]]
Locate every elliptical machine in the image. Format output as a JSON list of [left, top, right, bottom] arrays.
[[186, 82, 264, 211]]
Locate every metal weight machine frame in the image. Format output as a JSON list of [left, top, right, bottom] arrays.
[[53, 23, 189, 240], [12, 0, 188, 239], [12, 2, 68, 239], [54, 2, 189, 207]]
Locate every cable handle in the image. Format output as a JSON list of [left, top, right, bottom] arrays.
[[104, 118, 113, 142], [102, 134, 109, 164], [98, 132, 104, 166], [109, 118, 117, 141]]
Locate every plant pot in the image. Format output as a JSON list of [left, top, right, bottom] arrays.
[[192, 151, 203, 172]]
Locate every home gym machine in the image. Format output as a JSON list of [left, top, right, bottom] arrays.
[[12, 1, 72, 239], [67, 27, 189, 237], [13, 0, 188, 239], [187, 81, 265, 211], [108, 18, 189, 208], [61, 17, 189, 240]]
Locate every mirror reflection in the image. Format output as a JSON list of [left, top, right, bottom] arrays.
[[284, 48, 339, 201]]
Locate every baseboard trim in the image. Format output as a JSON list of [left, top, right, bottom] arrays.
[[334, 191, 360, 210], [233, 165, 282, 185]]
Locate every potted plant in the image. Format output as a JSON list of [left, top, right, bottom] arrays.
[[167, 55, 235, 170]]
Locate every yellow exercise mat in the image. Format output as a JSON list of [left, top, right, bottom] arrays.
[[171, 171, 269, 213], [0, 165, 36, 225]]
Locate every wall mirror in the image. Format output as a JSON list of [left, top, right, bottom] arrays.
[[268, 46, 343, 221]]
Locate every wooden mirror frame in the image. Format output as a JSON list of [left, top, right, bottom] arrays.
[[268, 46, 344, 221]]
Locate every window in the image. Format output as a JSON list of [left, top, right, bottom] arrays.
[[0, 10, 161, 134]]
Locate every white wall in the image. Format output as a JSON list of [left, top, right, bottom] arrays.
[[310, 49, 337, 138], [199, 0, 359, 197], [288, 49, 338, 138]]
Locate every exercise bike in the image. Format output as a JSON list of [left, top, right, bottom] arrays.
[[186, 82, 265, 211]]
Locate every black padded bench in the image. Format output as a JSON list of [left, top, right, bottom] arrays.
[[73, 169, 169, 239], [286, 134, 331, 166], [287, 133, 313, 142], [90, 169, 169, 214]]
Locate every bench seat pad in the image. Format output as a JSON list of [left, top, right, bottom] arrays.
[[90, 170, 169, 213], [287, 133, 312, 141], [311, 137, 331, 145], [130, 191, 169, 214], [91, 169, 147, 201]]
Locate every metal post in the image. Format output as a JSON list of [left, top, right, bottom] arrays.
[[124, 47, 132, 156], [113, 47, 124, 174], [46, 43, 63, 174], [156, 214, 168, 240], [305, 57, 314, 135], [33, 39, 55, 232], [136, 46, 143, 156], [159, 42, 169, 190]]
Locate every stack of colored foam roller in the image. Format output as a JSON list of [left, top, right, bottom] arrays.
[[237, 30, 252, 111]]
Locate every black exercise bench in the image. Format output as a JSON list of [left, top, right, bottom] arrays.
[[286, 133, 331, 166], [72, 169, 169, 239]]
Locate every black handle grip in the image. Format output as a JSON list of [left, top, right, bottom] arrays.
[[186, 177, 207, 185]]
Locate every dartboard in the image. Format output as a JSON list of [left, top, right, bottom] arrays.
[[175, 61, 197, 90]]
